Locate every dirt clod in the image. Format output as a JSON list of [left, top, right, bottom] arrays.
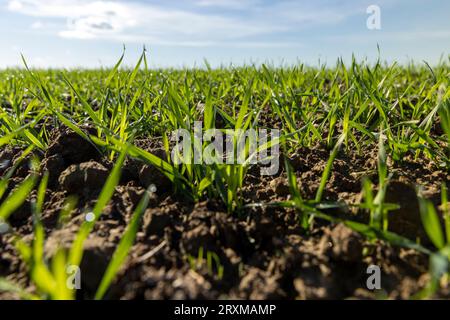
[[59, 161, 109, 194], [46, 128, 100, 165], [329, 223, 363, 262], [385, 181, 427, 240], [269, 177, 290, 196], [143, 208, 172, 236], [138, 164, 171, 194]]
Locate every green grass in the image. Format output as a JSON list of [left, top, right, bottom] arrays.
[[0, 51, 449, 299]]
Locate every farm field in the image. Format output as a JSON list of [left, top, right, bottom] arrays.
[[0, 52, 449, 300]]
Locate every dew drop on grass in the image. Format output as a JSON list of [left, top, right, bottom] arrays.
[[0, 220, 9, 234], [85, 212, 95, 222]]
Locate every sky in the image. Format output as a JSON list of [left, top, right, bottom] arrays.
[[0, 0, 449, 68]]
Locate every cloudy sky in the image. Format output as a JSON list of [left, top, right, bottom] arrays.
[[0, 0, 449, 68]]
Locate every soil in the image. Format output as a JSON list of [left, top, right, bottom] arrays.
[[1, 127, 449, 300]]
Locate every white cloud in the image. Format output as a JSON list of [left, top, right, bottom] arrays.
[[6, 0, 363, 45], [31, 20, 44, 29], [9, 0, 139, 39], [7, 0, 287, 43]]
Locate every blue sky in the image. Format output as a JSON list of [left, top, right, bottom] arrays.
[[0, 0, 449, 68]]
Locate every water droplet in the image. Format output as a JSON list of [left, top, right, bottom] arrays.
[[0, 220, 9, 234], [85, 212, 95, 222]]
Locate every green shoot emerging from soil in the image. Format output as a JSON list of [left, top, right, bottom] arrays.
[[0, 51, 449, 300]]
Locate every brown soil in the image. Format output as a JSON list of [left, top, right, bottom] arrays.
[[1, 128, 449, 300]]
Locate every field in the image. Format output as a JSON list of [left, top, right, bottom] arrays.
[[0, 51, 449, 300]]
